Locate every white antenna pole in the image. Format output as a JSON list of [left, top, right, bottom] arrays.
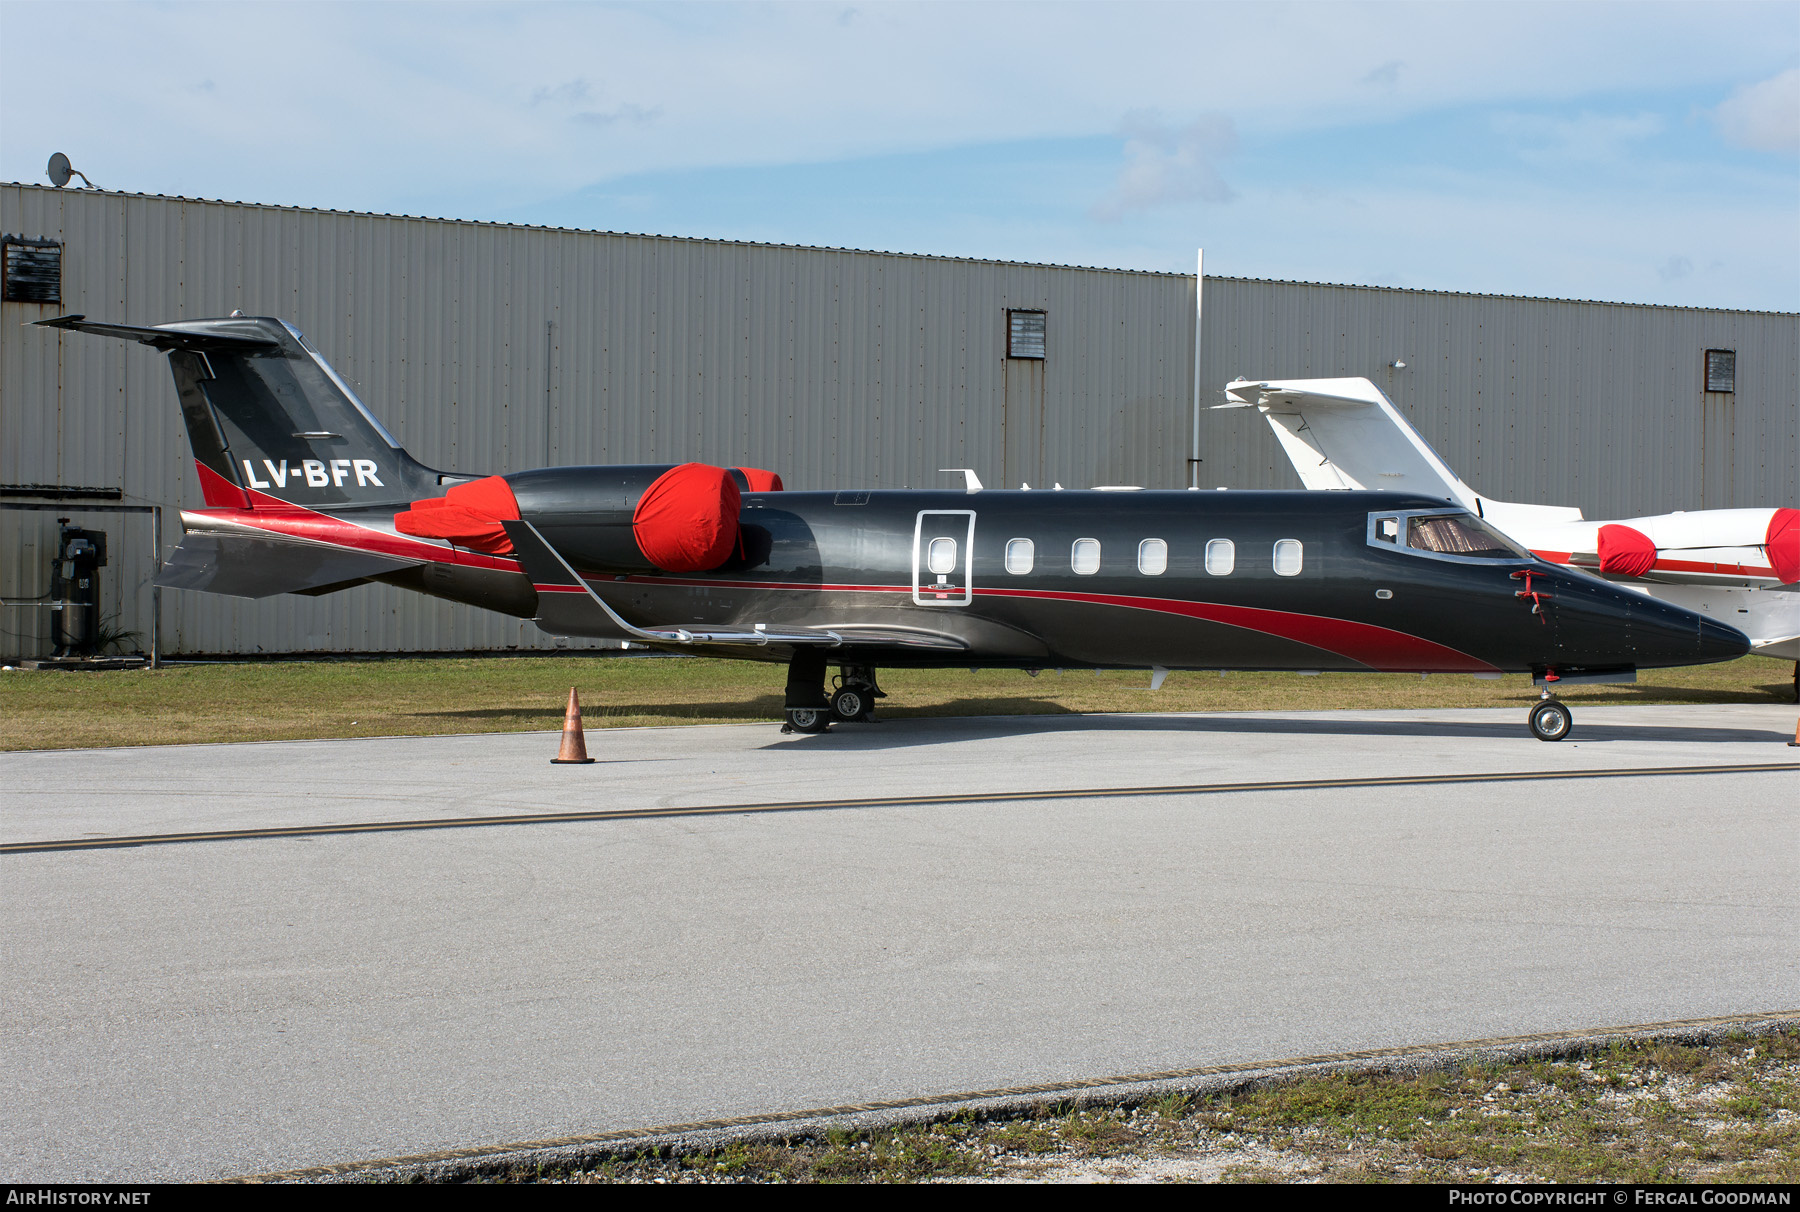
[[1190, 248, 1204, 488]]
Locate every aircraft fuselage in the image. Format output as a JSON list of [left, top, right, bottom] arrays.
[[431, 481, 1747, 677]]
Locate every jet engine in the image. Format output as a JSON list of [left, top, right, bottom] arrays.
[[394, 463, 784, 574]]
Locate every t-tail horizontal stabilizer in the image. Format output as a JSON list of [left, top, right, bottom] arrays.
[[156, 530, 422, 598], [504, 520, 966, 650]]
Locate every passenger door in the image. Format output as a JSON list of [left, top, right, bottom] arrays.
[[912, 510, 975, 606]]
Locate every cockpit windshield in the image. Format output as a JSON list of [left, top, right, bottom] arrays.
[[1407, 514, 1528, 559], [1369, 510, 1531, 561]]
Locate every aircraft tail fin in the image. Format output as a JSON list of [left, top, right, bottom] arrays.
[[1219, 376, 1586, 525], [1219, 377, 1475, 502], [33, 314, 443, 510]]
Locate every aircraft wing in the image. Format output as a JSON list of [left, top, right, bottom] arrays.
[[503, 520, 967, 650]]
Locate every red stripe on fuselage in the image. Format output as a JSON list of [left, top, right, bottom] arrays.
[[623, 574, 910, 594], [977, 586, 1499, 672], [599, 574, 1496, 672]]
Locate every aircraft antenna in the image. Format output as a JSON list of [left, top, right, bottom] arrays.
[[1189, 248, 1205, 489]]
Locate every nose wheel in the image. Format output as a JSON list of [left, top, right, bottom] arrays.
[[1528, 698, 1572, 742]]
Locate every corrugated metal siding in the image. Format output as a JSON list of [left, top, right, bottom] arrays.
[[2, 184, 1794, 657]]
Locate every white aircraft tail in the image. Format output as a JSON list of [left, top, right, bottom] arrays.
[[1217, 377, 1585, 528]]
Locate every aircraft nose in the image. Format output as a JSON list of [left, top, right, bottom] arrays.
[[1697, 616, 1751, 663]]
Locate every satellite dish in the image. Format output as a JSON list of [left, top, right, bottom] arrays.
[[46, 153, 95, 189]]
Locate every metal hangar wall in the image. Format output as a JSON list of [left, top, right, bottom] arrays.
[[2, 184, 1794, 657]]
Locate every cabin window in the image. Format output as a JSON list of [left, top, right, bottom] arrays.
[[1375, 517, 1400, 543], [1137, 538, 1168, 575], [1005, 538, 1034, 574], [1205, 538, 1235, 576], [1071, 538, 1100, 575], [1273, 539, 1304, 576], [927, 537, 958, 575]]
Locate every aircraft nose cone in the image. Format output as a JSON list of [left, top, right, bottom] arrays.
[[1698, 617, 1751, 663]]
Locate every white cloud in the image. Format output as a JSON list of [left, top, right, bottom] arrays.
[[1091, 113, 1237, 220], [0, 1, 1793, 309], [4, 0, 1796, 215], [1713, 67, 1800, 154]]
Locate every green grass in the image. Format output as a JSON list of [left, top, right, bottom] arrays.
[[484, 1030, 1800, 1184], [0, 652, 1792, 751]]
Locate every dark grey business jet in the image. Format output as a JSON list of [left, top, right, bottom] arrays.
[[37, 314, 1748, 740]]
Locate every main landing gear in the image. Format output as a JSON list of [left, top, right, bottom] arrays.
[[829, 664, 884, 724], [1528, 693, 1573, 742], [781, 655, 885, 733]]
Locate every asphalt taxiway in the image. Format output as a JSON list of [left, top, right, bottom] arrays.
[[3, 704, 1796, 1181]]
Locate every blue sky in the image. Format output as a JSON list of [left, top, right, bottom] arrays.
[[3, 1, 1795, 310]]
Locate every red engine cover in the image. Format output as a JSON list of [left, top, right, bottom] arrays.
[[1596, 524, 1657, 578], [633, 463, 741, 572], [1767, 507, 1800, 585], [394, 475, 521, 555]]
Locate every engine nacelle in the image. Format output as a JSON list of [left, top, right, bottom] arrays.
[[394, 463, 783, 573]]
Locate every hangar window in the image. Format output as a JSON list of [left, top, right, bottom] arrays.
[[1705, 349, 1735, 393], [1071, 538, 1100, 575], [927, 537, 959, 575], [1273, 539, 1304, 576], [2, 236, 61, 304], [1008, 310, 1047, 360], [1005, 538, 1034, 574], [1204, 538, 1235, 576], [1137, 538, 1168, 575]]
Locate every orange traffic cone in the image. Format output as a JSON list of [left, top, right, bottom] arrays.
[[551, 687, 596, 764]]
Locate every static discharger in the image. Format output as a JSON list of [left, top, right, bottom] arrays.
[[552, 687, 595, 764]]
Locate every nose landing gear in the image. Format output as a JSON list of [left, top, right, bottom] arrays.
[[1529, 694, 1572, 742]]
